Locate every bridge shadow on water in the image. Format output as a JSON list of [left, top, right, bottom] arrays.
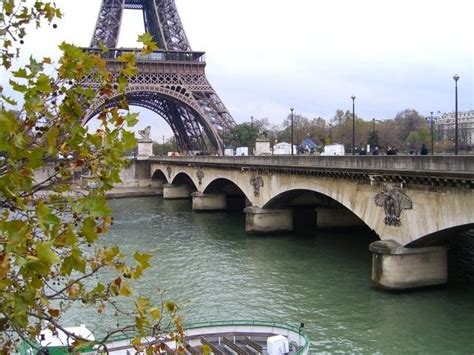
[[110, 196, 474, 288], [447, 230, 474, 285]]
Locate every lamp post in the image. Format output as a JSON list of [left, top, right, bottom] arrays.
[[453, 74, 460, 155], [250, 116, 255, 151], [162, 135, 165, 156], [290, 107, 294, 155], [329, 123, 332, 144], [430, 111, 434, 155], [223, 126, 227, 148], [351, 95, 356, 155]]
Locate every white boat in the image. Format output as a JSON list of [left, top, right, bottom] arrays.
[[20, 320, 309, 354]]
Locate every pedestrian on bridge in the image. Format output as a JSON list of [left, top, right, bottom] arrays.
[[420, 144, 428, 155]]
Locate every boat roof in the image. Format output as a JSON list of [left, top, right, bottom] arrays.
[[39, 324, 95, 347]]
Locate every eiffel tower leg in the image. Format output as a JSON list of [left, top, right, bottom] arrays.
[[90, 0, 124, 48], [86, 0, 235, 154]]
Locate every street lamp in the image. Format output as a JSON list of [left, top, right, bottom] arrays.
[[290, 107, 294, 155], [430, 111, 434, 155], [351, 95, 356, 155], [162, 135, 165, 156], [453, 74, 460, 155]]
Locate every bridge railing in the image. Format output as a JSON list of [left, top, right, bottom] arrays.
[[82, 48, 206, 63], [151, 155, 474, 176]]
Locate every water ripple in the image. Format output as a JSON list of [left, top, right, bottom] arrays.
[[65, 197, 474, 353]]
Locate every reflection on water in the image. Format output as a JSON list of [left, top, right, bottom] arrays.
[[66, 197, 474, 353]]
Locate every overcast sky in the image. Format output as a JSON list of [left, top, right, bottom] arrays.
[[4, 0, 474, 140]]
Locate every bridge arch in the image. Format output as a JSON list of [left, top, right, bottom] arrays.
[[151, 167, 170, 183], [83, 89, 223, 153], [150, 156, 473, 247], [147, 156, 474, 290], [263, 181, 372, 223], [171, 172, 198, 192], [263, 189, 340, 209], [203, 178, 251, 211], [203, 178, 250, 200], [407, 223, 474, 247], [151, 168, 168, 182], [262, 188, 367, 233]]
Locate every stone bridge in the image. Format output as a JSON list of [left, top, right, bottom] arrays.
[[139, 155, 473, 290]]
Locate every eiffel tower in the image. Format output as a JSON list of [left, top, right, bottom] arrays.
[[84, 0, 235, 154]]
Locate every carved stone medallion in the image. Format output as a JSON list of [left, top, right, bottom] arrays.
[[250, 174, 264, 197], [196, 168, 204, 185], [374, 186, 412, 227], [166, 166, 172, 179]]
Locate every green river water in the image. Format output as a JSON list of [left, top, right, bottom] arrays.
[[67, 197, 474, 353]]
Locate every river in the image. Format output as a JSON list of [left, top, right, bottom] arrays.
[[67, 196, 474, 353]]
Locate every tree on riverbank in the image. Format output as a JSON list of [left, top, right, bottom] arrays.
[[0, 1, 182, 353]]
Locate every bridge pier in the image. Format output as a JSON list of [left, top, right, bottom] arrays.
[[163, 184, 191, 199], [192, 192, 227, 211], [315, 207, 364, 229], [151, 179, 164, 188], [369, 240, 447, 290], [244, 206, 293, 234], [150, 179, 164, 195]]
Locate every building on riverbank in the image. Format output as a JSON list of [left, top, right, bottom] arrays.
[[436, 110, 474, 148]]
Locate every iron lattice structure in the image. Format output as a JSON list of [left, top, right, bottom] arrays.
[[85, 0, 235, 153]]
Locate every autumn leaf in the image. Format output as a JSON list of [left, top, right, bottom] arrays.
[[149, 307, 161, 320], [0, 3, 183, 352], [119, 281, 133, 297], [138, 32, 158, 54], [48, 308, 60, 318]]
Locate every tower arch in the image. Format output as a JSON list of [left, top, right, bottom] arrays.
[[84, 88, 223, 153], [85, 0, 235, 154]]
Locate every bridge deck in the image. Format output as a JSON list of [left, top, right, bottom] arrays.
[[150, 156, 474, 187]]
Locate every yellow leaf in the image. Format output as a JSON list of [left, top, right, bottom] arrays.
[[119, 281, 133, 297], [133, 252, 152, 269], [165, 301, 177, 313], [135, 297, 150, 313], [149, 307, 161, 320]]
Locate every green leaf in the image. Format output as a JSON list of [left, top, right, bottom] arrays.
[[36, 201, 60, 229], [12, 68, 31, 79], [9, 79, 28, 93], [81, 217, 98, 243], [36, 73, 52, 93], [36, 240, 59, 265], [92, 282, 105, 295], [124, 112, 139, 127], [23, 256, 52, 276], [0, 94, 17, 105], [138, 32, 158, 54], [61, 249, 86, 275], [45, 126, 59, 154], [121, 130, 136, 150]]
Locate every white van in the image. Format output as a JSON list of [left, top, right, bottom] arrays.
[[320, 144, 345, 156], [236, 147, 249, 156]]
